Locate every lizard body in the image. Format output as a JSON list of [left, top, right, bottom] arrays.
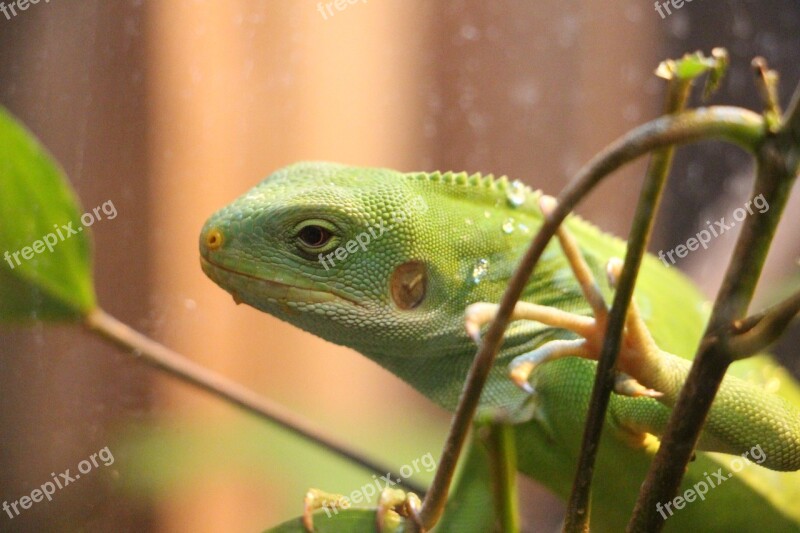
[[201, 162, 800, 531]]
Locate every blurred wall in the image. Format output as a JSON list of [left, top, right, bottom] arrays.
[[0, 1, 153, 531], [0, 1, 798, 532], [144, 2, 442, 531]]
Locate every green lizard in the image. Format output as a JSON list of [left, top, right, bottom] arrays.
[[199, 161, 800, 531]]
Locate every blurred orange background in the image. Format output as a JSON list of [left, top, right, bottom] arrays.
[[1, 1, 798, 531]]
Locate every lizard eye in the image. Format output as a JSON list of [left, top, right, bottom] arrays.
[[297, 225, 331, 248], [293, 220, 340, 260]]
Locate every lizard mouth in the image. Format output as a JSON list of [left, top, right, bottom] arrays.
[[200, 256, 362, 307]]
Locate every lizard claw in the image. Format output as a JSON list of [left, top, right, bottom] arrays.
[[615, 372, 663, 398], [606, 257, 624, 288], [466, 197, 670, 400], [510, 353, 663, 398], [302, 488, 350, 532], [376, 488, 423, 532], [509, 361, 536, 393], [465, 303, 496, 343], [508, 339, 588, 394], [301, 486, 422, 532]]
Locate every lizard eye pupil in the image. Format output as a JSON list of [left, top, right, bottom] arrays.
[[298, 225, 331, 248]]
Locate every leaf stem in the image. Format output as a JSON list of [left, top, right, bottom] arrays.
[[84, 307, 427, 495]]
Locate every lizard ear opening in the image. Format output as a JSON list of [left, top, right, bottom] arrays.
[[390, 261, 427, 310]]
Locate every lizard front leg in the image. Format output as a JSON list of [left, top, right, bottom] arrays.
[[465, 300, 661, 399], [465, 195, 800, 472], [465, 194, 662, 399]]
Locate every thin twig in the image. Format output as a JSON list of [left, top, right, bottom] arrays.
[[84, 307, 426, 495], [783, 77, 800, 157], [627, 77, 800, 533], [562, 66, 695, 533], [753, 57, 782, 131], [727, 287, 800, 358], [417, 106, 763, 530]]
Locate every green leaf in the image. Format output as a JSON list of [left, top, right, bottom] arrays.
[[654, 48, 729, 100], [433, 432, 496, 532], [0, 105, 96, 321], [703, 48, 730, 101], [266, 508, 408, 533], [264, 435, 496, 533], [673, 52, 716, 79]]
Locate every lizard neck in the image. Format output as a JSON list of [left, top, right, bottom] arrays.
[[364, 324, 556, 423]]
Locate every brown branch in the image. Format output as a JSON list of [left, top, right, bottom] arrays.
[[727, 286, 800, 358], [84, 308, 427, 495], [562, 63, 696, 533], [417, 105, 763, 530], [627, 77, 800, 533]]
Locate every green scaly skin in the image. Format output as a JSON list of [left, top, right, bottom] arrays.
[[200, 162, 800, 531]]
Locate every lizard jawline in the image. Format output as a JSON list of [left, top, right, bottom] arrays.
[[199, 256, 360, 307]]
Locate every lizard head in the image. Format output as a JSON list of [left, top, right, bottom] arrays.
[[200, 161, 564, 412], [200, 161, 477, 357]]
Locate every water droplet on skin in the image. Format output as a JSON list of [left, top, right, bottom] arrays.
[[507, 181, 526, 207], [518, 223, 530, 233], [484, 210, 492, 218], [472, 259, 489, 284], [502, 219, 515, 234]]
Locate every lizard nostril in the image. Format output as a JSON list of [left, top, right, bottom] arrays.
[[205, 228, 224, 251]]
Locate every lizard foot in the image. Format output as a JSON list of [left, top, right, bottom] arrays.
[[302, 487, 422, 532], [464, 195, 664, 399], [303, 488, 351, 532], [376, 488, 423, 532]]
